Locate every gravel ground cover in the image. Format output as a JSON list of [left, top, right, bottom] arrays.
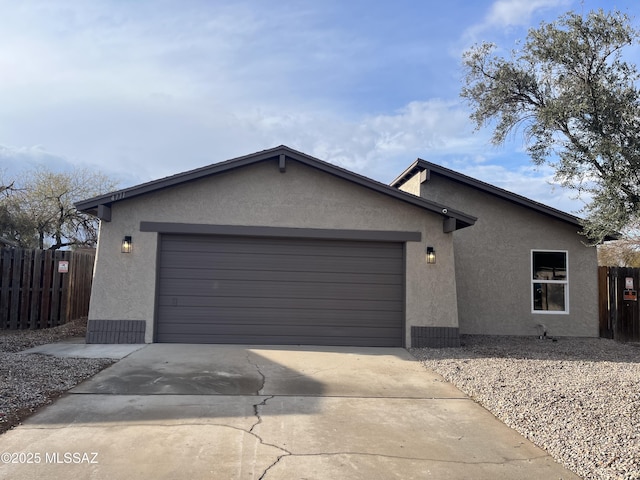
[[2, 325, 638, 479], [412, 336, 640, 480], [0, 320, 115, 434]]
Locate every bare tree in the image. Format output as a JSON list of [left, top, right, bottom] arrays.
[[1, 167, 118, 250], [598, 225, 640, 266]]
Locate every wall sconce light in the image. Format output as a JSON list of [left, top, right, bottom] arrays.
[[426, 246, 436, 264], [121, 236, 132, 253]]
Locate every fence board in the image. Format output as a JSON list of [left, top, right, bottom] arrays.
[[9, 249, 21, 329], [59, 251, 70, 326], [0, 249, 11, 325], [66, 251, 77, 322], [20, 249, 32, 329], [50, 251, 63, 328], [0, 247, 95, 330], [40, 250, 53, 328], [68, 252, 93, 322], [29, 249, 42, 329]]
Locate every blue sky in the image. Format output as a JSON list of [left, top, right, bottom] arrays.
[[1, 0, 639, 214]]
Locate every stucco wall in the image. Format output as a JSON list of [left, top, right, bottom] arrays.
[[89, 158, 459, 345], [400, 172, 599, 337], [397, 171, 421, 196]]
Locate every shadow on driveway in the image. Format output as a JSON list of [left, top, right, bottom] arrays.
[[0, 345, 581, 480]]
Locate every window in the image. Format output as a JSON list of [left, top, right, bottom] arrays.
[[531, 250, 568, 313]]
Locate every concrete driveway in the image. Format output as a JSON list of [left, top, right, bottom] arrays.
[[1, 345, 579, 479]]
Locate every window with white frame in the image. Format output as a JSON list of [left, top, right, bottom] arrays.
[[531, 250, 568, 313]]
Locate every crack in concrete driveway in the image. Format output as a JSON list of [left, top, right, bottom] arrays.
[[0, 345, 580, 479]]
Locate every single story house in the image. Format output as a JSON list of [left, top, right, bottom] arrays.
[[76, 145, 600, 347]]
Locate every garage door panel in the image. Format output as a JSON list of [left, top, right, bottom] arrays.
[[161, 237, 403, 259], [157, 295, 403, 311], [156, 322, 401, 337], [160, 267, 403, 285], [157, 306, 402, 325], [160, 252, 403, 275], [156, 234, 404, 346], [157, 318, 402, 330], [158, 279, 403, 300], [155, 333, 401, 347]]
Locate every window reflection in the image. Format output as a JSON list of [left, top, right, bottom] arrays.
[[533, 251, 566, 280], [532, 251, 568, 313], [533, 283, 566, 311]]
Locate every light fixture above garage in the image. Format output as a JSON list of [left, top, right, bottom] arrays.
[[121, 236, 132, 253], [426, 246, 436, 264]]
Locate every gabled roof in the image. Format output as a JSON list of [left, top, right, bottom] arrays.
[[391, 159, 586, 228], [76, 145, 477, 231]]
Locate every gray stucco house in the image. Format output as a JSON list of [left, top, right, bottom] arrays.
[[76, 146, 599, 347], [76, 146, 476, 348], [391, 160, 599, 338]]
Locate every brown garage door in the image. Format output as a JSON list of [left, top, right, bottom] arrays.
[[156, 234, 404, 346]]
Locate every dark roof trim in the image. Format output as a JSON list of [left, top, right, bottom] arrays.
[[140, 222, 422, 242], [391, 159, 583, 227], [76, 145, 477, 231]]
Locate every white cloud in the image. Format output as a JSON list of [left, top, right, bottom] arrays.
[[0, 102, 585, 215], [0, 145, 73, 171], [0, 96, 483, 189], [0, 1, 385, 183], [0, 144, 137, 187], [0, 1, 370, 112], [230, 99, 482, 182], [237, 104, 587, 213], [463, 0, 571, 42], [486, 0, 570, 27]]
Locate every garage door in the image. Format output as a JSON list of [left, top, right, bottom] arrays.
[[156, 234, 404, 346]]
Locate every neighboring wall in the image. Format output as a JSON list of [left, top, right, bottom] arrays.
[[89, 158, 460, 345], [400, 172, 599, 337]]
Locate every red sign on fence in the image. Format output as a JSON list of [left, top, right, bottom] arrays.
[[58, 261, 69, 273]]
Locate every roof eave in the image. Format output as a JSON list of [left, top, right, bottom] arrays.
[[393, 159, 591, 226], [287, 149, 476, 229], [390, 160, 422, 189], [75, 147, 289, 213], [75, 146, 477, 231]]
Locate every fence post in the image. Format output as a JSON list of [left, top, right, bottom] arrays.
[[65, 250, 75, 323], [0, 249, 12, 329]]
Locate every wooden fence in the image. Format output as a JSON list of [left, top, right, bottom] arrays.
[[0, 248, 95, 330], [599, 266, 640, 342]]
